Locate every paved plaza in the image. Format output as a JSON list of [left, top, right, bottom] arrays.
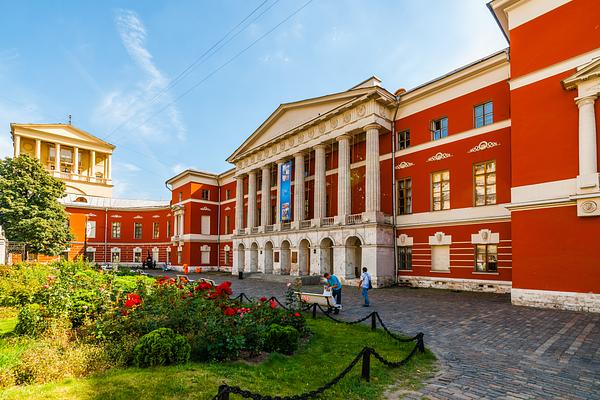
[[168, 272, 600, 400]]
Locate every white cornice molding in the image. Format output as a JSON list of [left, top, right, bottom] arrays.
[[396, 204, 511, 228]]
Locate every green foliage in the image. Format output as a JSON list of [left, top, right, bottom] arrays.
[[14, 304, 47, 337], [0, 263, 53, 307], [133, 328, 191, 367], [0, 155, 73, 256], [263, 323, 300, 355]]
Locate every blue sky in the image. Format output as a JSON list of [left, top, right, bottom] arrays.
[[0, 0, 507, 200]]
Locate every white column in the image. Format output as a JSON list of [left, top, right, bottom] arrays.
[[73, 147, 79, 176], [576, 95, 599, 190], [293, 152, 305, 222], [247, 170, 257, 228], [55, 143, 61, 172], [276, 160, 284, 224], [313, 144, 327, 221], [90, 150, 96, 178], [106, 154, 112, 180], [14, 135, 20, 157], [336, 135, 351, 221], [261, 165, 271, 226], [35, 139, 41, 160], [235, 176, 244, 232], [364, 124, 381, 213]]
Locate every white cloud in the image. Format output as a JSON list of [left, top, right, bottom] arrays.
[[117, 162, 141, 172], [93, 9, 186, 143]]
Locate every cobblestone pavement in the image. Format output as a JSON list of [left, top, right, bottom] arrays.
[[158, 271, 600, 399]]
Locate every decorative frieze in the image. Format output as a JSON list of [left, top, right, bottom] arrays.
[[468, 141, 500, 153], [426, 152, 452, 162], [396, 161, 415, 169]]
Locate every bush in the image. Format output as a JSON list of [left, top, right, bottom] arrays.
[[133, 328, 191, 367], [14, 304, 47, 337], [263, 323, 300, 355]]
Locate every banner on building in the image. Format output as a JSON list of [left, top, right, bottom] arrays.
[[280, 160, 292, 222]]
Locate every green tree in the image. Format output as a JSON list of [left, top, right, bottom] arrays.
[[0, 155, 73, 256]]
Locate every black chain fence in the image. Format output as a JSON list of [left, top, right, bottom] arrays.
[[211, 292, 427, 399]]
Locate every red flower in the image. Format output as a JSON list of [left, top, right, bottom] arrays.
[[124, 293, 142, 308], [195, 282, 212, 292], [295, 312, 301, 317], [259, 296, 268, 302], [269, 299, 277, 309], [214, 281, 233, 297], [223, 307, 236, 316]]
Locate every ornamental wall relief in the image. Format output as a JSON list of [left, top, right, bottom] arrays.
[[396, 161, 415, 169], [426, 152, 452, 162], [468, 141, 500, 153]]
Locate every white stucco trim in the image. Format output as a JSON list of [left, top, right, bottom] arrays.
[[510, 178, 576, 208], [505, 0, 571, 30], [396, 204, 510, 228], [510, 46, 600, 90], [428, 232, 452, 246], [471, 229, 500, 244]]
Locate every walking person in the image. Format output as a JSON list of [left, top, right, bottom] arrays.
[[323, 272, 342, 313], [358, 267, 372, 307]]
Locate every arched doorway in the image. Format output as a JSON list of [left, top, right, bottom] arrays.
[[299, 239, 310, 276], [237, 243, 245, 272], [250, 242, 259, 272], [264, 241, 274, 274], [320, 238, 334, 275], [280, 240, 291, 275], [345, 236, 362, 278]]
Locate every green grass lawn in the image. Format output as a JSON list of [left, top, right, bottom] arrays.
[[0, 312, 436, 400]]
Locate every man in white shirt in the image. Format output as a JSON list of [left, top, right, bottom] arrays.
[[358, 267, 371, 307]]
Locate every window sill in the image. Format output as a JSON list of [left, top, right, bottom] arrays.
[[472, 271, 499, 275], [429, 270, 451, 273]]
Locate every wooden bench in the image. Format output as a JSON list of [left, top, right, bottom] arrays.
[[176, 274, 195, 283], [295, 291, 339, 313]]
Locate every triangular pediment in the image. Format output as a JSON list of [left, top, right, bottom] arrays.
[[227, 82, 388, 162], [562, 57, 600, 90], [11, 123, 115, 150]]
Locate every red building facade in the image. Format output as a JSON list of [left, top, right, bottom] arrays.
[[53, 0, 598, 312]]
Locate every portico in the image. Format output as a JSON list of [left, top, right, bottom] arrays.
[[228, 78, 397, 286]]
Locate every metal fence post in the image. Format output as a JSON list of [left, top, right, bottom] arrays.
[[312, 303, 317, 319], [217, 385, 229, 400], [361, 348, 371, 382], [418, 333, 425, 353], [371, 312, 377, 331]]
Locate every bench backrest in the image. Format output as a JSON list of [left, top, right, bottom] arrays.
[[294, 291, 335, 307]]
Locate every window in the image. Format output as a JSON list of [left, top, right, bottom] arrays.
[[397, 178, 412, 215], [133, 249, 142, 263], [474, 160, 496, 206], [398, 247, 412, 270], [201, 245, 210, 264], [111, 249, 120, 263], [166, 248, 171, 264], [84, 249, 95, 262], [475, 244, 498, 272], [397, 130, 410, 150], [304, 157, 310, 177], [225, 189, 231, 200], [86, 220, 96, 239], [224, 249, 230, 265], [177, 249, 182, 264], [134, 222, 142, 239], [201, 190, 209, 201], [201, 215, 210, 235], [474, 101, 493, 128], [178, 192, 182, 202], [431, 170, 450, 211], [224, 215, 230, 234], [271, 166, 277, 187], [153, 222, 159, 239], [431, 245, 450, 271], [111, 222, 121, 239], [167, 220, 171, 237], [431, 117, 448, 140]]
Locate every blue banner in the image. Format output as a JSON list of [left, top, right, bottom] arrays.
[[280, 160, 292, 222]]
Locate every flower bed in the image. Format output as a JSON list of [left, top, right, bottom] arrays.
[[0, 260, 306, 387]]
